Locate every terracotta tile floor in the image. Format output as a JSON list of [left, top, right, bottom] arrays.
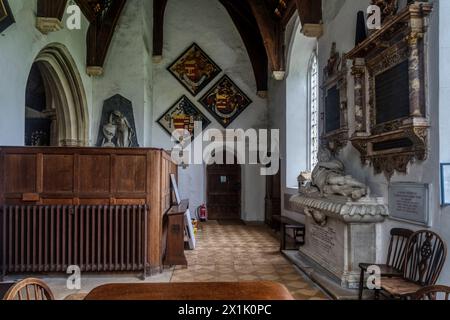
[[171, 221, 328, 300]]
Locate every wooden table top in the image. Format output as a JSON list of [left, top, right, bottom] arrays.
[[84, 281, 294, 300]]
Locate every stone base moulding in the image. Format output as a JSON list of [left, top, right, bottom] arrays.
[[289, 193, 388, 289]]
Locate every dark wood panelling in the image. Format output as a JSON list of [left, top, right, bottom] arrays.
[[0, 147, 177, 271], [3, 154, 37, 194], [79, 155, 111, 194], [115, 155, 146, 193]]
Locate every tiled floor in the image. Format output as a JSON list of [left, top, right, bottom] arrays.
[[171, 221, 328, 300]]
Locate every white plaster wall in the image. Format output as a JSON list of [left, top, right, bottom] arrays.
[[0, 0, 92, 146], [151, 0, 267, 221], [91, 0, 152, 147]]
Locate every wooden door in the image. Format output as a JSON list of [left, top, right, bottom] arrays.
[[206, 163, 241, 220]]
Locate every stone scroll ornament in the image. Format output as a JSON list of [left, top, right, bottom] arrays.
[[168, 43, 222, 96], [96, 94, 139, 148], [200, 75, 252, 128]]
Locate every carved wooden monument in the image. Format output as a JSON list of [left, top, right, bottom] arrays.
[[346, 2, 433, 179]]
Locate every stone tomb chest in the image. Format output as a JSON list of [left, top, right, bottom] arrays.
[[289, 194, 388, 288]]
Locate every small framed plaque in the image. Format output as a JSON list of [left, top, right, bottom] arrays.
[[441, 164, 450, 206], [388, 182, 429, 226], [170, 174, 181, 205]]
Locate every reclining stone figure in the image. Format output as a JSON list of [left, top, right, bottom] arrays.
[[311, 147, 368, 200]]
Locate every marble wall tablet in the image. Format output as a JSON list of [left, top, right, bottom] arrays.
[[96, 94, 140, 148], [388, 182, 429, 225]]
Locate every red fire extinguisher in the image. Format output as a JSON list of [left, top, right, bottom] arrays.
[[198, 204, 208, 222]]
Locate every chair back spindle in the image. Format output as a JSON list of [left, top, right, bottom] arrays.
[[386, 228, 414, 271], [3, 278, 54, 300], [403, 231, 447, 286]]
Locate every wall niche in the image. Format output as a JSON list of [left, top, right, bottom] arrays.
[[346, 2, 433, 179]]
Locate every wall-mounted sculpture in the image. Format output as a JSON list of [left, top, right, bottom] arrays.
[[168, 43, 222, 96], [312, 147, 368, 201], [96, 94, 139, 148], [0, 0, 15, 33], [346, 2, 432, 179], [321, 42, 348, 154]]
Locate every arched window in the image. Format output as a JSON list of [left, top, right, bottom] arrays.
[[308, 52, 319, 171]]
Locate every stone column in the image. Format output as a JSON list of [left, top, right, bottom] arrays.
[[407, 32, 423, 118]]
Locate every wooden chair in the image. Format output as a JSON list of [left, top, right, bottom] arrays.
[[412, 285, 450, 300], [358, 228, 413, 299], [378, 230, 447, 300], [3, 278, 54, 300]]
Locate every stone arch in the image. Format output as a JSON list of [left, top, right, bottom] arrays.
[[31, 43, 89, 146]]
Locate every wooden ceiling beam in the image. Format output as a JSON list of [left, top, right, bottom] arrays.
[[74, 0, 97, 23], [153, 0, 168, 62], [220, 0, 268, 94], [281, 0, 297, 26], [295, 0, 323, 37], [36, 0, 68, 34], [86, 0, 127, 76], [247, 0, 285, 80]]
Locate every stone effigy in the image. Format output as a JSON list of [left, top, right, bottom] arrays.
[[289, 146, 388, 289]]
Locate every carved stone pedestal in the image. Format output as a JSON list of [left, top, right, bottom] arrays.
[[289, 194, 388, 289]]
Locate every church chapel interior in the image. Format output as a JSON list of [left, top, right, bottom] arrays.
[[1, 0, 450, 301]]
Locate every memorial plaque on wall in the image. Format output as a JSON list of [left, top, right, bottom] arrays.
[[375, 60, 410, 124], [325, 85, 340, 133], [96, 94, 140, 148], [388, 182, 429, 225]]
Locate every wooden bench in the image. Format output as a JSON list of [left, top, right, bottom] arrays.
[[272, 215, 305, 251]]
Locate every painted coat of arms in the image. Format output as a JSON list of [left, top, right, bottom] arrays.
[[158, 95, 211, 140], [200, 75, 252, 128], [168, 43, 222, 96]]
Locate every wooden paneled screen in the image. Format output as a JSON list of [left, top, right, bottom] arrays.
[[0, 147, 177, 274]]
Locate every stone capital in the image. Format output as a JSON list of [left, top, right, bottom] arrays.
[[301, 23, 323, 38], [36, 17, 63, 35]]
